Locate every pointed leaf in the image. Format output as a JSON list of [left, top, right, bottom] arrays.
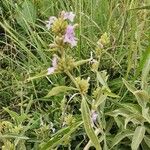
[[144, 136, 150, 148], [95, 94, 107, 108], [97, 71, 109, 88], [75, 59, 90, 66], [103, 89, 120, 98], [45, 86, 77, 98], [111, 130, 133, 148], [141, 47, 150, 89], [81, 96, 102, 150], [0, 135, 29, 140], [40, 121, 82, 150], [3, 107, 28, 125], [134, 90, 149, 108], [131, 126, 145, 150], [122, 78, 137, 93], [27, 70, 48, 81], [142, 107, 150, 124]]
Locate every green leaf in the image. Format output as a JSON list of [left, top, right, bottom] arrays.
[[134, 90, 149, 108], [22, 0, 36, 22], [106, 108, 130, 118], [97, 71, 109, 89], [40, 121, 82, 150], [123, 79, 150, 107], [142, 107, 150, 124], [121, 103, 141, 114], [103, 89, 120, 98], [125, 113, 145, 126], [3, 107, 28, 125], [141, 47, 150, 89], [95, 94, 107, 108], [131, 126, 145, 150], [45, 86, 77, 98], [81, 96, 102, 150], [27, 70, 48, 81], [111, 130, 133, 148], [0, 135, 29, 140], [75, 59, 90, 66], [144, 136, 150, 148], [122, 78, 137, 93]]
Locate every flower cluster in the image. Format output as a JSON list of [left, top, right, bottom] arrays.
[[46, 11, 77, 48], [95, 32, 110, 56], [45, 11, 110, 134], [46, 11, 78, 75], [75, 77, 90, 94]]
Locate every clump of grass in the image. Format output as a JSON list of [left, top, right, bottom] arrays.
[[0, 0, 150, 149]]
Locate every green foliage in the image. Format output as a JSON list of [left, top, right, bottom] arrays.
[[0, 0, 150, 149], [40, 121, 82, 150], [131, 126, 145, 150], [45, 86, 77, 98], [81, 96, 102, 150]]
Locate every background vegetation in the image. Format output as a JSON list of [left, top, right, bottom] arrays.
[[0, 0, 150, 149]]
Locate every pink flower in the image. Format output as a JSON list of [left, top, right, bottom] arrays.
[[64, 25, 77, 48], [46, 16, 57, 30], [63, 12, 75, 22], [91, 110, 98, 123], [47, 55, 58, 75]]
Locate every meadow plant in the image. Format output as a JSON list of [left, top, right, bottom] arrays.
[[39, 11, 116, 150], [1, 1, 150, 149], [39, 10, 150, 150]]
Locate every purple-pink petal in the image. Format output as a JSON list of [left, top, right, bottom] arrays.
[[46, 16, 57, 30], [47, 55, 58, 75], [64, 25, 77, 47], [52, 56, 57, 68], [47, 67, 55, 75], [91, 110, 98, 123], [63, 12, 75, 22]]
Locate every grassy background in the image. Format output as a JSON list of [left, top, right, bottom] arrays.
[[0, 0, 150, 149]]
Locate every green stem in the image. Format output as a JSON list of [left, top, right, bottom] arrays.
[[75, 58, 91, 67], [65, 71, 79, 90], [96, 55, 101, 87]]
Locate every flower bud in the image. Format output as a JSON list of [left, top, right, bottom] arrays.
[[52, 18, 68, 35], [57, 55, 75, 72], [98, 32, 110, 47], [55, 36, 64, 46], [90, 59, 99, 72], [64, 114, 75, 126], [76, 77, 90, 94], [49, 43, 57, 49]]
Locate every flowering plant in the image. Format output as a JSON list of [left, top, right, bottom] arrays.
[[38, 11, 117, 150], [1, 0, 150, 149]]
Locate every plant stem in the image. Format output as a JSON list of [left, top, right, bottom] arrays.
[[65, 71, 79, 90]]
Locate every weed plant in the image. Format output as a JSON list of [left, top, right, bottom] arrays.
[[0, 0, 150, 150]]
